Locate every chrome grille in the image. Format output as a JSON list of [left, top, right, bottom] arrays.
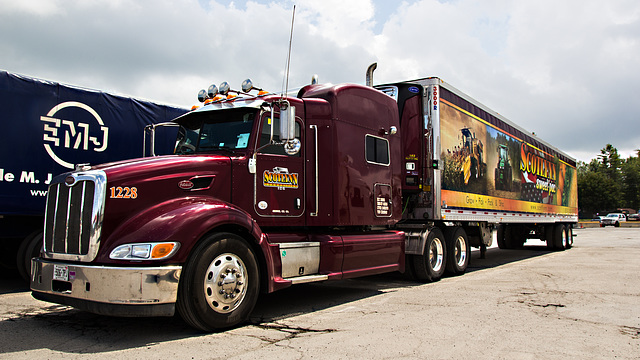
[[43, 170, 107, 262]]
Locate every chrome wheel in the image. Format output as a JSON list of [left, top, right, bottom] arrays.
[[411, 227, 447, 282], [566, 226, 573, 248], [429, 237, 444, 273], [454, 235, 467, 267], [204, 253, 248, 314]]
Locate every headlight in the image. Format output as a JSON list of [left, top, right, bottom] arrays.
[[110, 242, 180, 261]]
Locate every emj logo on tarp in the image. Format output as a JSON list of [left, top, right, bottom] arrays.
[[41, 101, 109, 169]]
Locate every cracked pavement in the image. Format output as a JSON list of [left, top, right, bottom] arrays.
[[1, 228, 639, 359]]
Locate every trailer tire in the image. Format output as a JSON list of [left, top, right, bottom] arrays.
[[551, 224, 566, 251], [502, 225, 524, 249], [496, 225, 507, 249], [177, 232, 259, 332], [506, 225, 528, 249], [412, 227, 446, 282], [444, 227, 470, 275], [564, 224, 573, 249], [16, 231, 43, 282], [545, 225, 555, 250]]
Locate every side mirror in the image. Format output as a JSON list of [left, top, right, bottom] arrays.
[[279, 103, 295, 141], [284, 138, 301, 155]]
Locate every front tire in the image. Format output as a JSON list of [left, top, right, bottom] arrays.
[[177, 232, 260, 332], [412, 227, 446, 282]]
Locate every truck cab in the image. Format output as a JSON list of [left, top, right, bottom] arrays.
[[31, 80, 406, 331]]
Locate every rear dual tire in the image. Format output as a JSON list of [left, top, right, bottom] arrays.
[[444, 227, 470, 275], [409, 226, 471, 281], [411, 228, 446, 282], [497, 225, 525, 249], [546, 224, 572, 251]]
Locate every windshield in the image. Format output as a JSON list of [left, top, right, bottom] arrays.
[[174, 108, 256, 154]]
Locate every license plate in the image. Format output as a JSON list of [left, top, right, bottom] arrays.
[[53, 265, 69, 281]]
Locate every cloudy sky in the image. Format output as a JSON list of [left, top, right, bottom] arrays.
[[1, 0, 638, 162]]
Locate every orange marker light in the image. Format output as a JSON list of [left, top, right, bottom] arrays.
[[151, 243, 176, 259]]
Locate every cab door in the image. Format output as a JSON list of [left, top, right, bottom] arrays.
[[253, 109, 305, 221]]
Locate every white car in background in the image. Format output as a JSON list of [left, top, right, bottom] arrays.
[[600, 213, 626, 227]]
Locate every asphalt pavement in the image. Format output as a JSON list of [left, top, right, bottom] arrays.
[[1, 227, 639, 359]]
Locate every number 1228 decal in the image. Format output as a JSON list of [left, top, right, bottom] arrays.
[[110, 186, 138, 199]]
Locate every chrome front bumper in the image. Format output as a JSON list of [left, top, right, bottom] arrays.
[[30, 258, 182, 317]]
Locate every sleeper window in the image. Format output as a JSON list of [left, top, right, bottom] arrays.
[[365, 135, 390, 165]]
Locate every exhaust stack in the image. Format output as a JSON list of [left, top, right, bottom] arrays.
[[366, 63, 377, 87]]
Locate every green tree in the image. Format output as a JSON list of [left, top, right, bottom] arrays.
[[598, 144, 622, 182], [578, 170, 620, 217], [577, 144, 627, 217], [621, 153, 640, 210]]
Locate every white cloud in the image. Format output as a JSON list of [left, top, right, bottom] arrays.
[[0, 0, 64, 16], [296, 0, 376, 47], [0, 0, 638, 161]]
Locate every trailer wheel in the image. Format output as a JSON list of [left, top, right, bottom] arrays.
[[177, 232, 259, 332], [502, 225, 522, 249], [412, 227, 446, 282], [551, 224, 566, 251], [496, 225, 507, 249], [16, 231, 43, 282], [513, 225, 528, 248], [564, 224, 573, 249], [444, 227, 470, 275], [545, 225, 555, 250]]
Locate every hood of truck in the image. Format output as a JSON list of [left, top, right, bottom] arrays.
[[90, 155, 231, 186], [94, 154, 234, 207], [94, 155, 235, 247]]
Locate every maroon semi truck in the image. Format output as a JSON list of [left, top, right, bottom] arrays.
[[31, 69, 578, 331]]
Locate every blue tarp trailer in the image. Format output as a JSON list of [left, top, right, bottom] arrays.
[[0, 70, 188, 279]]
